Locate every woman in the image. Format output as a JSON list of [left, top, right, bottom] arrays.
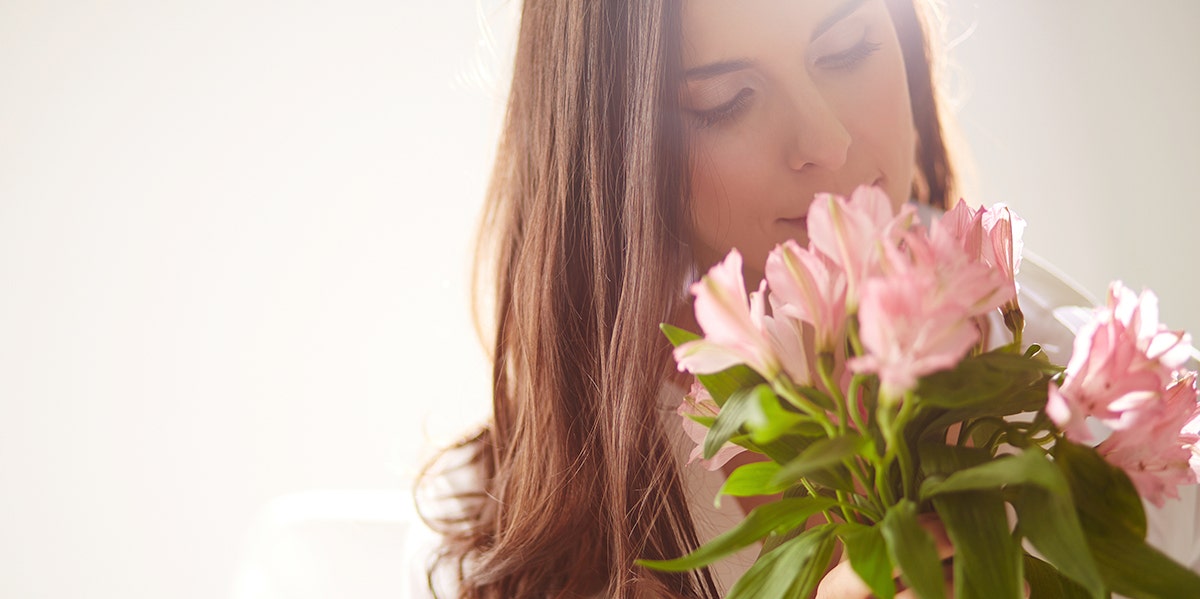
[[414, 1, 1189, 597]]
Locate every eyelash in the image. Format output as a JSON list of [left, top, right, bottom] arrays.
[[691, 88, 754, 129], [689, 38, 882, 129], [815, 38, 883, 70]]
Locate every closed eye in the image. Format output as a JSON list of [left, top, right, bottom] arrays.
[[688, 88, 755, 129], [814, 36, 882, 70]]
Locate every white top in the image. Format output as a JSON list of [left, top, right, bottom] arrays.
[[230, 255, 1200, 599]]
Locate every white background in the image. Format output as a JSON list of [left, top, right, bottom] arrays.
[[1, 2, 1197, 597]]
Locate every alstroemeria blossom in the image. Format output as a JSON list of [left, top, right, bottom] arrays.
[[939, 199, 986, 260], [807, 185, 915, 307], [909, 224, 1013, 317], [678, 379, 746, 471], [1047, 282, 1193, 440], [765, 240, 846, 352], [674, 250, 781, 379], [849, 262, 981, 399], [1095, 373, 1200, 507], [980, 204, 1026, 299], [761, 311, 812, 385], [1182, 393, 1200, 481], [847, 221, 1012, 398]]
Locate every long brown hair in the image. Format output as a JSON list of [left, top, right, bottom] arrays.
[[418, 1, 956, 597]]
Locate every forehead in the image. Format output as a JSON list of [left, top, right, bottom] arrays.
[[680, 0, 864, 64]]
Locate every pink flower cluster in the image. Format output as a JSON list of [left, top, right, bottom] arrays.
[[848, 199, 1021, 398], [1047, 283, 1200, 506], [674, 186, 1025, 401]]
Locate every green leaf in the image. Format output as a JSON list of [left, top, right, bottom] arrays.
[[702, 365, 766, 407], [1054, 440, 1146, 539], [918, 443, 991, 477], [716, 462, 789, 507], [660, 323, 701, 347], [792, 384, 838, 412], [1023, 553, 1094, 599], [880, 500, 947, 599], [917, 390, 1048, 443], [919, 450, 1067, 499], [917, 449, 1103, 597], [661, 324, 768, 408], [933, 491, 1023, 599], [1055, 441, 1200, 597], [918, 444, 1022, 599], [772, 433, 868, 487], [727, 525, 836, 599], [1077, 519, 1200, 598], [746, 389, 814, 445], [705, 384, 772, 459], [838, 523, 896, 599], [914, 350, 1054, 409], [635, 496, 837, 572], [1012, 485, 1106, 598]]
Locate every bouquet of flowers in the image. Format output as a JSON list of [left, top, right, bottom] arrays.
[[638, 186, 1200, 598]]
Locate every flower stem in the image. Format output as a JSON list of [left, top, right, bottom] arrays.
[[773, 378, 837, 437], [846, 375, 868, 434], [956, 416, 1009, 448], [816, 352, 848, 434], [847, 315, 865, 358], [877, 395, 918, 502]]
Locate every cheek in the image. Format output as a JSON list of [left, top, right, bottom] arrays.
[[839, 41, 916, 203], [687, 135, 788, 276]]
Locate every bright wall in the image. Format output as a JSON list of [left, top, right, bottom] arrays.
[[0, 2, 1195, 597]]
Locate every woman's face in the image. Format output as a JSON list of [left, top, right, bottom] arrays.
[[680, 0, 916, 279]]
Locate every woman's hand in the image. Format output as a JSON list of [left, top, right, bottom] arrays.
[[814, 516, 955, 599]]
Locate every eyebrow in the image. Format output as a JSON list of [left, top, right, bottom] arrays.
[[684, 59, 755, 81], [811, 0, 870, 42], [683, 0, 871, 81]]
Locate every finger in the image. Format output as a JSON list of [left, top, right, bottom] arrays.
[[814, 558, 873, 599], [915, 513, 956, 561]]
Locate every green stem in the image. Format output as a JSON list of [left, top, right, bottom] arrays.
[[873, 457, 896, 508], [800, 479, 837, 524], [816, 353, 848, 434], [956, 416, 1010, 448], [877, 395, 918, 502], [983, 421, 1034, 453], [847, 315, 865, 358], [846, 375, 868, 434], [773, 378, 837, 437], [893, 396, 918, 499], [845, 457, 883, 521]]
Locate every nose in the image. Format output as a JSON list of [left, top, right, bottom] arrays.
[[782, 87, 851, 172]]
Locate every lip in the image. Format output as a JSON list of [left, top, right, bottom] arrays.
[[778, 177, 887, 227]]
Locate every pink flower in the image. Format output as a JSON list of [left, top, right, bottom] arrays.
[[980, 204, 1026, 305], [848, 261, 981, 400], [1183, 400, 1200, 481], [675, 250, 781, 379], [765, 240, 846, 352], [678, 380, 746, 471], [1095, 373, 1200, 507], [938, 199, 986, 260], [806, 185, 915, 308], [1047, 283, 1193, 440], [761, 311, 812, 386], [906, 225, 1013, 318]]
